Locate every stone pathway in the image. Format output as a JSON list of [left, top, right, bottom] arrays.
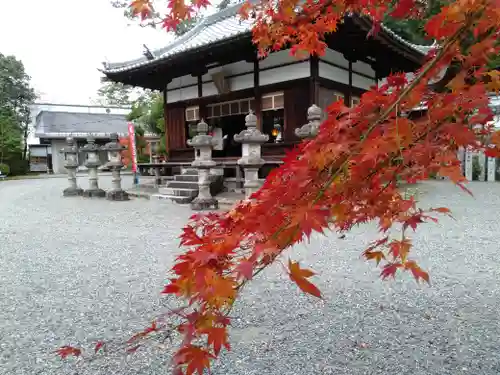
[[1, 178, 500, 374]]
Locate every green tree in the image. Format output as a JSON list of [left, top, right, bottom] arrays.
[[94, 81, 133, 106], [127, 91, 164, 134], [127, 90, 167, 156], [383, 0, 500, 69], [0, 109, 21, 164], [0, 53, 35, 166]]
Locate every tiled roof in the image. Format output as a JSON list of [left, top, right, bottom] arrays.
[[103, 3, 253, 73], [102, 3, 433, 74], [379, 25, 436, 55], [35, 111, 129, 137]]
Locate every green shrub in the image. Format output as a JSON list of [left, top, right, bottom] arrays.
[[0, 163, 10, 175], [8, 159, 29, 176], [137, 154, 150, 164], [428, 171, 438, 179]]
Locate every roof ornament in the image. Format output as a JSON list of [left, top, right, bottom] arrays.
[[143, 44, 155, 61]]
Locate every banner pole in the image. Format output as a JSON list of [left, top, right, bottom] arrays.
[[127, 122, 139, 186]]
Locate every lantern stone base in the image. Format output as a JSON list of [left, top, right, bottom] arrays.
[[63, 187, 83, 197], [83, 188, 106, 198], [106, 190, 130, 201], [190, 197, 218, 211]]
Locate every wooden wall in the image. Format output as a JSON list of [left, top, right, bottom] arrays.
[[284, 82, 310, 141], [165, 105, 186, 156]]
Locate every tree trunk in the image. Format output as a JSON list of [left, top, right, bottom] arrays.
[[22, 122, 28, 160]]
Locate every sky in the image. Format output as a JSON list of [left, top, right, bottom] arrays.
[[0, 0, 174, 105]]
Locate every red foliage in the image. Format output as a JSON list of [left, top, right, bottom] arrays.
[[55, 346, 81, 359], [60, 0, 500, 374], [119, 137, 131, 167]]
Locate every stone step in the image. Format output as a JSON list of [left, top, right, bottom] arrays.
[[159, 187, 199, 197], [174, 174, 199, 182], [166, 181, 200, 189], [182, 168, 198, 175], [151, 194, 193, 204]]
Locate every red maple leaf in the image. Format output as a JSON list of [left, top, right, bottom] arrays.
[[235, 260, 254, 280], [404, 260, 430, 284], [403, 214, 424, 231], [55, 346, 81, 359], [203, 327, 231, 356], [380, 263, 403, 280], [94, 341, 105, 353], [173, 345, 215, 375], [288, 259, 322, 298], [390, 0, 416, 18]]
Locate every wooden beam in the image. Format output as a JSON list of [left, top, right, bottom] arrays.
[[163, 84, 170, 160], [309, 55, 319, 105], [197, 74, 207, 120], [253, 57, 262, 131], [347, 60, 353, 107], [190, 67, 208, 77]]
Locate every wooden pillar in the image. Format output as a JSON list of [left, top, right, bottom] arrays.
[[309, 55, 319, 105], [197, 74, 207, 120], [347, 60, 353, 107], [163, 86, 170, 160], [253, 58, 262, 131]]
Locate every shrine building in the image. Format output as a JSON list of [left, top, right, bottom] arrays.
[[101, 3, 432, 164]]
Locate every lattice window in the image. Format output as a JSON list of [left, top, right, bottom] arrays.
[[318, 88, 345, 119], [185, 106, 199, 122], [207, 98, 254, 119], [261, 92, 285, 111]]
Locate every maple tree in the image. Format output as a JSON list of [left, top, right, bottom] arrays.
[[58, 0, 500, 374], [118, 136, 132, 167]]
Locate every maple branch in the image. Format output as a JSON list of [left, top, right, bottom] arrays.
[[234, 18, 475, 294], [428, 25, 498, 92]]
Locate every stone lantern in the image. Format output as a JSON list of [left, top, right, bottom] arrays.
[[102, 133, 129, 201], [187, 119, 218, 210], [234, 110, 269, 198], [295, 104, 322, 139], [60, 137, 83, 197], [80, 136, 106, 198]]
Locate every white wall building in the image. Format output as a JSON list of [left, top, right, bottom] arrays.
[[29, 103, 131, 174]]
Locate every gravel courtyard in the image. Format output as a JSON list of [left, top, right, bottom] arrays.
[[1, 176, 500, 375]]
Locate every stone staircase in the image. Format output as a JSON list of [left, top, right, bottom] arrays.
[[153, 168, 223, 204]]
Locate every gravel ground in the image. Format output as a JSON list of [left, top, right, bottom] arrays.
[[1, 177, 500, 375]]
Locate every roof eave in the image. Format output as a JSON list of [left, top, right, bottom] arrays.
[[103, 32, 253, 77], [351, 17, 428, 63]]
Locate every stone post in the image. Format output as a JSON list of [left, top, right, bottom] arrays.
[[102, 133, 129, 201], [81, 137, 106, 198], [464, 149, 473, 181], [187, 119, 218, 210], [234, 110, 269, 198], [478, 151, 486, 181], [295, 104, 322, 139], [487, 156, 497, 182], [60, 137, 83, 197], [457, 147, 465, 175]]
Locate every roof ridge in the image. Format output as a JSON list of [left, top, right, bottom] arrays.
[[38, 110, 127, 118], [153, 2, 246, 58], [103, 2, 252, 72]]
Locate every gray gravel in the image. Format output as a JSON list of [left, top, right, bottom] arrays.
[[1, 177, 500, 375]]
